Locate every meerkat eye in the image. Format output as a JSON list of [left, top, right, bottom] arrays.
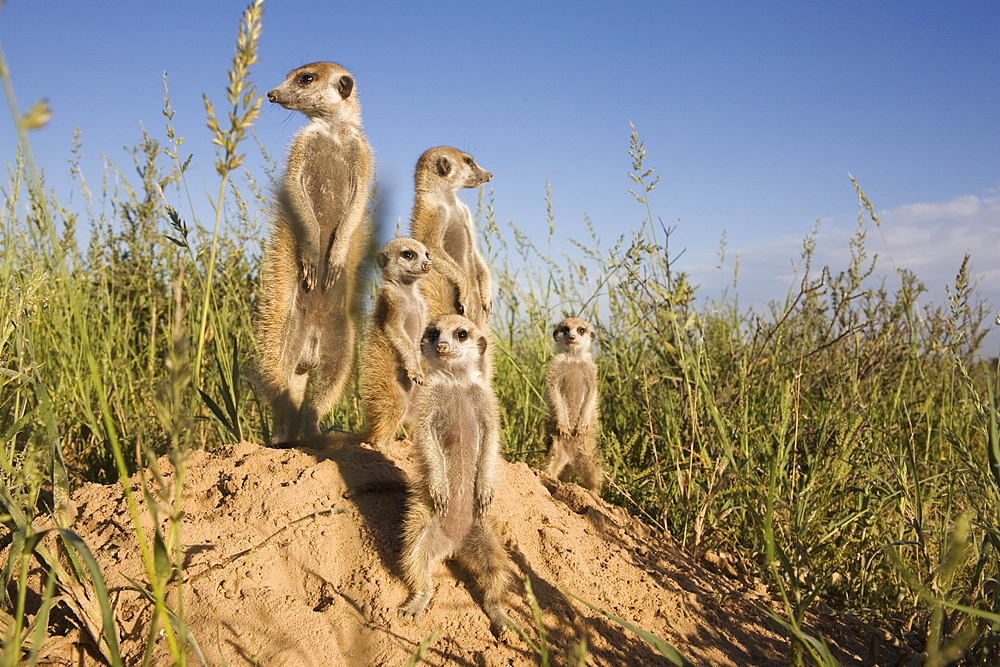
[[578, 327, 587, 335], [465, 157, 474, 166], [401, 250, 415, 260], [456, 329, 469, 341], [426, 328, 440, 342], [559, 327, 569, 335], [298, 73, 315, 85]]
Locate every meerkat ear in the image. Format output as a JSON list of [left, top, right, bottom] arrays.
[[376, 250, 389, 268], [589, 328, 596, 341], [337, 75, 354, 99], [477, 335, 488, 356], [436, 156, 452, 177]]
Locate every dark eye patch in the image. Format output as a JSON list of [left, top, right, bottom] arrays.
[[456, 329, 469, 341], [298, 73, 315, 85], [402, 250, 415, 260]]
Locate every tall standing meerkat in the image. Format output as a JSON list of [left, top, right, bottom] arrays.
[[409, 147, 493, 328], [543, 317, 604, 493], [254, 62, 372, 444], [359, 237, 432, 450], [398, 314, 513, 636]]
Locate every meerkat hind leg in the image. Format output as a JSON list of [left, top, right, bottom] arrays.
[[270, 370, 310, 444], [575, 450, 605, 493], [455, 521, 513, 636], [543, 435, 574, 481], [301, 324, 356, 437], [398, 522, 452, 621]]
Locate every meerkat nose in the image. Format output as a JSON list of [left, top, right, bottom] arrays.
[[267, 90, 279, 103]]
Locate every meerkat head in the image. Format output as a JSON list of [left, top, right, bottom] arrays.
[[416, 146, 492, 192], [376, 237, 432, 284], [553, 317, 595, 354], [422, 314, 488, 374], [267, 62, 360, 122]]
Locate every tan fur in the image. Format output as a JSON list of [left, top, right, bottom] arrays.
[[254, 62, 372, 444], [543, 317, 604, 493], [359, 238, 431, 449], [409, 147, 493, 328], [398, 315, 513, 636]]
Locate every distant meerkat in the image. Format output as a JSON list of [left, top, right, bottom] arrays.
[[543, 317, 604, 493], [398, 314, 513, 636], [254, 62, 372, 445], [409, 147, 493, 328], [359, 237, 432, 450]]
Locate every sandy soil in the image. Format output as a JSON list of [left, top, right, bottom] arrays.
[[21, 439, 904, 666]]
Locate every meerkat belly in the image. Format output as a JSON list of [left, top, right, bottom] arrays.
[[402, 304, 425, 345], [303, 133, 359, 241], [435, 391, 482, 544], [559, 365, 590, 423], [441, 209, 472, 272]]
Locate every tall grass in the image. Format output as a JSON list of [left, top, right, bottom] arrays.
[[2, 2, 999, 664]]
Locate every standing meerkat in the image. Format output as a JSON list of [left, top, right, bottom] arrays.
[[398, 314, 513, 636], [409, 147, 493, 328], [543, 317, 604, 493], [254, 62, 372, 445], [359, 237, 432, 450]]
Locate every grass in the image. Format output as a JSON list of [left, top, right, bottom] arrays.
[[2, 1, 1000, 665]]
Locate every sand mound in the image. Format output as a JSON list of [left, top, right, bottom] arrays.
[[23, 440, 898, 665]]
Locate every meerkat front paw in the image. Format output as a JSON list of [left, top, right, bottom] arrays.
[[300, 258, 318, 291], [321, 263, 342, 291], [406, 366, 426, 385], [430, 483, 449, 514], [474, 487, 493, 517]]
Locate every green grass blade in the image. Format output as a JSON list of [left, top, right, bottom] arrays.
[[57, 529, 123, 666]]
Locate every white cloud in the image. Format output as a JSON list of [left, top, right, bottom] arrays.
[[682, 192, 1000, 354]]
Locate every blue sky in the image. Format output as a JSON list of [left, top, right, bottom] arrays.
[[1, 1, 998, 352]]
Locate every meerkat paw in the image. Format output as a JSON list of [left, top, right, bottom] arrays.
[[321, 264, 343, 291], [299, 258, 318, 291], [474, 488, 494, 517], [430, 484, 450, 514], [398, 590, 432, 622], [406, 366, 426, 385], [486, 605, 512, 640]]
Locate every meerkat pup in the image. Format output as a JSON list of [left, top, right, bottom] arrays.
[[398, 314, 513, 636], [409, 147, 493, 328], [359, 237, 432, 449], [544, 317, 604, 493], [254, 62, 372, 445]]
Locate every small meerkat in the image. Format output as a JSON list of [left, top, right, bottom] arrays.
[[359, 237, 432, 450], [398, 314, 513, 636], [409, 147, 493, 328], [543, 317, 604, 493], [254, 62, 372, 445]]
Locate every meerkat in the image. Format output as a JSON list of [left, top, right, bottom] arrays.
[[409, 147, 493, 328], [543, 317, 604, 493], [254, 62, 372, 445], [398, 314, 513, 636], [359, 237, 432, 450]]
